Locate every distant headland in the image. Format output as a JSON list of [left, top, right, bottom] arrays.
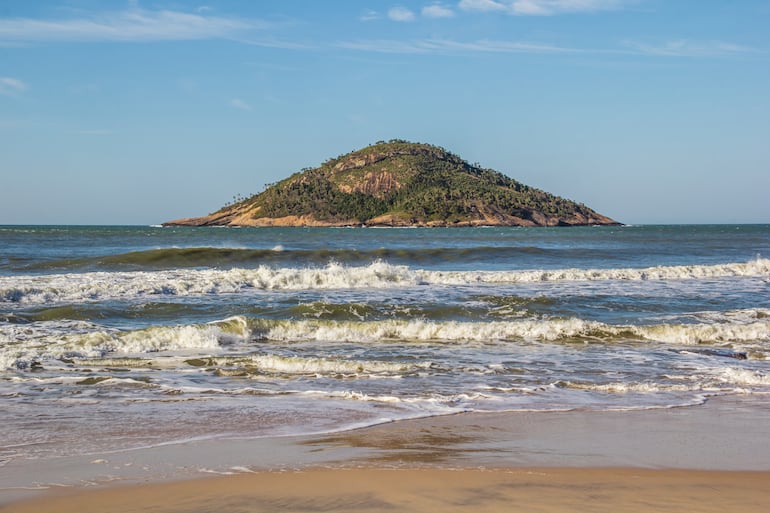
[[163, 140, 620, 228]]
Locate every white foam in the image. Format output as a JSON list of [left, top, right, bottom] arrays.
[[0, 318, 250, 370], [300, 389, 488, 409], [421, 257, 770, 285], [715, 368, 770, 386], [4, 313, 769, 371], [3, 258, 767, 304], [251, 317, 608, 343], [246, 354, 428, 375], [179, 353, 430, 376], [249, 317, 770, 346], [633, 321, 770, 345], [567, 381, 698, 394]]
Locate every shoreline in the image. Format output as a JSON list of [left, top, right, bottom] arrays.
[[2, 394, 770, 510]]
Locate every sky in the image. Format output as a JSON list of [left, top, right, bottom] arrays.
[[1, 0, 769, 225]]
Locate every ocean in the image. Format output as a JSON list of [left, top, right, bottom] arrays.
[[1, 224, 769, 468]]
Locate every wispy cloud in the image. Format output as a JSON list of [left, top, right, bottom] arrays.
[[459, 0, 628, 15], [360, 9, 381, 21], [338, 39, 432, 54], [0, 6, 266, 43], [388, 7, 417, 22], [230, 98, 252, 111], [337, 38, 582, 55], [338, 36, 758, 60], [0, 77, 26, 95], [235, 37, 312, 50], [626, 40, 757, 58], [372, 4, 455, 22], [423, 3, 456, 18], [459, 0, 508, 12], [510, 0, 625, 15], [435, 38, 582, 53]]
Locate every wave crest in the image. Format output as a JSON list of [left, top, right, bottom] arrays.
[[2, 258, 768, 305], [248, 317, 770, 347]]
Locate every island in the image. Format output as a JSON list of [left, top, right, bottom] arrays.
[[164, 140, 620, 227]]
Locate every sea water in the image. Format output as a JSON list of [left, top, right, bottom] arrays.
[[1, 224, 769, 466]]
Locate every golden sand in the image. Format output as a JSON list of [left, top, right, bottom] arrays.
[[3, 396, 769, 512], [3, 468, 769, 513]]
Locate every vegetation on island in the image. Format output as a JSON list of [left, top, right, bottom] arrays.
[[164, 140, 619, 227]]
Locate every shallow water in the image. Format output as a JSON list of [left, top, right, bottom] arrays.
[[1, 224, 769, 466]]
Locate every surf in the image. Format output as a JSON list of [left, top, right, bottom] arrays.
[[2, 258, 768, 305]]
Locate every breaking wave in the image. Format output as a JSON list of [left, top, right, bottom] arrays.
[[248, 317, 770, 347], [0, 317, 250, 370], [4, 314, 768, 371], [421, 258, 770, 285], [2, 258, 768, 305]]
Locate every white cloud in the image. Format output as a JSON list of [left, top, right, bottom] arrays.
[[459, 0, 627, 15], [510, 0, 625, 15], [388, 6, 417, 22], [230, 98, 252, 111], [338, 38, 581, 55], [0, 6, 266, 43], [458, 0, 507, 12], [626, 40, 756, 58], [338, 37, 756, 59], [0, 77, 26, 95], [509, 0, 551, 14], [423, 4, 455, 18]]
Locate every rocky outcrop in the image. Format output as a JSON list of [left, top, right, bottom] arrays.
[[336, 171, 403, 198]]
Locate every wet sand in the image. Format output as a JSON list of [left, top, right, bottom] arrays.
[[2, 395, 770, 512], [4, 468, 770, 513]]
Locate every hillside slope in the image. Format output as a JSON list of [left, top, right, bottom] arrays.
[[164, 140, 619, 227]]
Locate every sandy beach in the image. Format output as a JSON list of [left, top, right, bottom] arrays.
[[2, 394, 769, 512], [4, 467, 770, 513]]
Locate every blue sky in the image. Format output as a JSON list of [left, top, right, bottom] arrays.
[[1, 0, 768, 225]]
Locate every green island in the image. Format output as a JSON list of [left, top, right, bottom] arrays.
[[164, 140, 619, 227]]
